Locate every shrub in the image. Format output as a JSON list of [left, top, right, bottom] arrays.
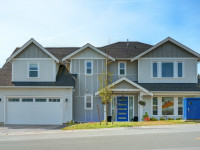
[[167, 117, 174, 120], [176, 117, 183, 120], [150, 117, 158, 121], [160, 117, 166, 120]]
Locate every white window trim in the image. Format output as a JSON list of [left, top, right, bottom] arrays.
[[85, 60, 93, 76], [27, 62, 40, 78], [118, 61, 126, 76], [151, 60, 184, 79], [84, 94, 93, 110]]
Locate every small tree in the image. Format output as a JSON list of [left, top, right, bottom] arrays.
[[98, 58, 114, 125]]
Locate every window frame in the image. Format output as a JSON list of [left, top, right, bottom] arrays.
[[152, 97, 158, 115], [118, 61, 126, 76], [84, 94, 93, 110], [85, 60, 93, 75], [28, 62, 39, 78]]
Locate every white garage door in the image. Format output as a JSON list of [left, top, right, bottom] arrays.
[[6, 98, 63, 125]]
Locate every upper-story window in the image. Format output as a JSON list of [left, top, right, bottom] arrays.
[[178, 62, 183, 77], [118, 62, 126, 76], [85, 60, 93, 75], [153, 62, 158, 77], [162, 62, 174, 77], [29, 63, 39, 78]]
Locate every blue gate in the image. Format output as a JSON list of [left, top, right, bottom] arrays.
[[117, 97, 128, 121], [184, 98, 200, 120]]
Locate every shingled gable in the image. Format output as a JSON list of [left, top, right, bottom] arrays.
[[62, 43, 115, 61], [6, 38, 60, 63], [131, 37, 200, 62]]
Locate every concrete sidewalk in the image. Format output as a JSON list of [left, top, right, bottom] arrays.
[[0, 124, 200, 142]]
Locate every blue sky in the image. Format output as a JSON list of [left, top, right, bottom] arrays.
[[1, 0, 200, 71]]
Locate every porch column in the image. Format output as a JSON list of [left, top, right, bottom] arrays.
[[138, 92, 144, 122], [104, 105, 106, 121]]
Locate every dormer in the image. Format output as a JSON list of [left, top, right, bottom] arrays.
[[7, 38, 59, 82]]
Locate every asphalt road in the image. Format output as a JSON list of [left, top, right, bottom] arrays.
[[0, 125, 200, 150]]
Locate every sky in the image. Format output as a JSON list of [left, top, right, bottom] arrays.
[[1, 0, 200, 71]]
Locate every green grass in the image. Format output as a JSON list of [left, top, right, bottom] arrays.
[[63, 120, 196, 130]]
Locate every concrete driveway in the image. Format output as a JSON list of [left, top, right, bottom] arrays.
[[0, 124, 65, 136]]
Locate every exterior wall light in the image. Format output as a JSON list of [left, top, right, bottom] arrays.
[[65, 98, 68, 102]]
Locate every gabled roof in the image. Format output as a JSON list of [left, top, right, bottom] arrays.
[[6, 38, 60, 63], [95, 77, 153, 96], [131, 37, 200, 62], [62, 43, 115, 61]]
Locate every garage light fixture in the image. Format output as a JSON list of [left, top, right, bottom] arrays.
[[0, 98, 1, 102]]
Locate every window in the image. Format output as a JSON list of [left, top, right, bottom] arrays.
[[129, 97, 134, 121], [85, 60, 93, 75], [178, 62, 183, 77], [162, 62, 173, 77], [8, 98, 20, 102], [85, 95, 93, 110], [29, 63, 39, 78], [153, 97, 158, 115], [153, 62, 158, 77], [162, 97, 174, 115], [178, 97, 183, 115], [49, 99, 60, 102], [22, 98, 33, 102], [35, 98, 46, 102], [112, 97, 117, 121], [118, 62, 126, 75]]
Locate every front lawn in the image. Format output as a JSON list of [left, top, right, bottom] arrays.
[[63, 120, 196, 130]]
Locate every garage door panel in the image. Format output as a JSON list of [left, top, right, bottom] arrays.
[[6, 98, 63, 125]]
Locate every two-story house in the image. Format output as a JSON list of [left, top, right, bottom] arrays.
[[0, 37, 200, 125]]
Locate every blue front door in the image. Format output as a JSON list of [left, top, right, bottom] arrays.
[[117, 97, 128, 121], [186, 98, 200, 120]]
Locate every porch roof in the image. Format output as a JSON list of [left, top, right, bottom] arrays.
[[95, 77, 153, 96]]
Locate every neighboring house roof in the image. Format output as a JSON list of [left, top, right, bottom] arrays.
[[137, 80, 200, 92], [131, 37, 200, 62], [62, 43, 115, 61], [6, 38, 60, 63], [0, 64, 76, 87]]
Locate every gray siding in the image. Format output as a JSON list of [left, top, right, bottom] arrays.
[[142, 42, 196, 58], [16, 43, 50, 58], [108, 60, 138, 82], [114, 81, 138, 89]]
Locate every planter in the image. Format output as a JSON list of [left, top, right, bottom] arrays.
[[144, 117, 150, 121]]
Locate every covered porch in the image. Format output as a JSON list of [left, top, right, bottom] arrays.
[[95, 77, 152, 122]]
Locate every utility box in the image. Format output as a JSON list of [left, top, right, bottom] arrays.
[[183, 98, 200, 120]]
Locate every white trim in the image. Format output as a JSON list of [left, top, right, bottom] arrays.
[[6, 38, 59, 63], [131, 37, 200, 62], [118, 61, 126, 76], [70, 58, 106, 60], [84, 94, 93, 110], [85, 60, 93, 76], [112, 89, 140, 92], [95, 77, 153, 96], [62, 43, 115, 61], [152, 91, 200, 96], [140, 57, 197, 60]]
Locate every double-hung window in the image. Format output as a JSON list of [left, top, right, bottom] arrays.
[[85, 60, 93, 75], [85, 94, 93, 110], [162, 62, 174, 77], [118, 62, 126, 76], [29, 63, 39, 78]]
